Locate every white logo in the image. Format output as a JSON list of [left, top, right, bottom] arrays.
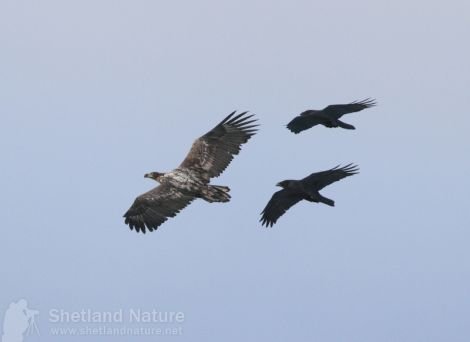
[[2, 299, 39, 342], [2, 300, 185, 338]]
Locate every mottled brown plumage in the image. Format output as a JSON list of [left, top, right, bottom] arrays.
[[179, 111, 258, 180], [124, 111, 258, 233]]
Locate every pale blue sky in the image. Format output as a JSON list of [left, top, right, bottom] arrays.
[[1, 0, 469, 341]]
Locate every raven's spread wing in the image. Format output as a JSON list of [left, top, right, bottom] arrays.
[[302, 164, 359, 191], [286, 110, 331, 134], [179, 111, 258, 180], [260, 189, 304, 227], [286, 99, 376, 133], [323, 98, 376, 119], [123, 184, 195, 233]]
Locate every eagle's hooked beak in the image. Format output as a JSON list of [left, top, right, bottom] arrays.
[[144, 172, 163, 181]]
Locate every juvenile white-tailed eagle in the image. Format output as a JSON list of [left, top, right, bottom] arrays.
[[260, 164, 359, 227], [124, 111, 258, 233], [286, 99, 376, 133]]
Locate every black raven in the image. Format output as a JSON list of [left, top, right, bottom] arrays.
[[260, 164, 359, 227], [286, 99, 376, 133], [124, 111, 258, 233]]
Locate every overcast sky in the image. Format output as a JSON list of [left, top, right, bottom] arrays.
[[1, 0, 469, 341]]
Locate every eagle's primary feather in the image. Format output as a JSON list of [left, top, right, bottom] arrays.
[[179, 111, 258, 180], [124, 111, 258, 233], [124, 184, 195, 233]]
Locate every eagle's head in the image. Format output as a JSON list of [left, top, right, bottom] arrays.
[[276, 180, 293, 189], [144, 172, 165, 182]]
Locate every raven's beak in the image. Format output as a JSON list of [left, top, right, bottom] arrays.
[[144, 173, 150, 178], [276, 182, 281, 187]]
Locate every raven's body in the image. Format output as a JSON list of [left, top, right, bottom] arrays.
[[287, 99, 376, 133], [260, 164, 359, 227]]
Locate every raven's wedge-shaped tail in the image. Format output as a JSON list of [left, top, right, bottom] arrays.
[[336, 119, 355, 130], [317, 194, 335, 206]]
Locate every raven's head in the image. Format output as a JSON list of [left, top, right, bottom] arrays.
[[144, 172, 165, 182], [276, 180, 294, 189]]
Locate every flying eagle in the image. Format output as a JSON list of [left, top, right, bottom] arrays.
[[286, 99, 376, 133], [124, 111, 258, 233], [260, 164, 359, 227]]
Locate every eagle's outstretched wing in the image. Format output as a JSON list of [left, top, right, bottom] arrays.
[[302, 164, 359, 191], [123, 184, 195, 233], [323, 98, 376, 119], [260, 189, 304, 227], [179, 111, 258, 180]]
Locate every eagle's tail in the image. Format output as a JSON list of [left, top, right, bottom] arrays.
[[201, 185, 231, 203]]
